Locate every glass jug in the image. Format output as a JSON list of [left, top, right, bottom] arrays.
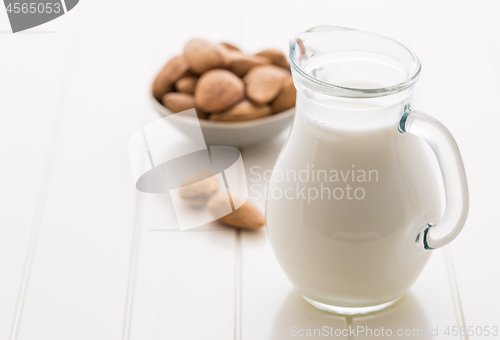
[[266, 26, 469, 315]]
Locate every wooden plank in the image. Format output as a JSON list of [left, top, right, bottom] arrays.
[[12, 1, 160, 339], [129, 193, 236, 339], [0, 14, 80, 340], [402, 0, 500, 335], [352, 249, 459, 339], [128, 1, 245, 338]]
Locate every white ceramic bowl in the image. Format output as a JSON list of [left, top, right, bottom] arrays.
[[150, 94, 295, 149]]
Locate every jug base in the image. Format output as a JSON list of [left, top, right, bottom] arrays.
[[302, 295, 403, 315]]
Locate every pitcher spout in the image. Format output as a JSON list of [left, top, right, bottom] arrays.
[[289, 25, 421, 99]]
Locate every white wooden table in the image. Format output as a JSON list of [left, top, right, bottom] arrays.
[[1, 1, 499, 339]]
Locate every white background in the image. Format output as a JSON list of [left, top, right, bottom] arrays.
[[0, 0, 499, 339]]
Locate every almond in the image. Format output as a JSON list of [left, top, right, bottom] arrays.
[[175, 76, 198, 94], [220, 42, 241, 52], [152, 55, 191, 100], [209, 100, 272, 121], [226, 51, 271, 77], [195, 107, 208, 120], [271, 75, 296, 113], [207, 193, 265, 229], [184, 38, 227, 74], [256, 49, 289, 69], [161, 93, 206, 118], [244, 65, 289, 105], [195, 69, 245, 112], [178, 172, 219, 207], [161, 93, 195, 113]]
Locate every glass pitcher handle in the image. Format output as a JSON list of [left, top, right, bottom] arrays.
[[399, 107, 469, 250]]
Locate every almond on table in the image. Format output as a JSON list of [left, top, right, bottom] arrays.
[[178, 172, 219, 207], [207, 193, 265, 229]]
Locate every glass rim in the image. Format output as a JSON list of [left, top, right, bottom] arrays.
[[289, 25, 422, 98]]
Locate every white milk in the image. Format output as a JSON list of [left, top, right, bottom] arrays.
[[266, 57, 443, 308]]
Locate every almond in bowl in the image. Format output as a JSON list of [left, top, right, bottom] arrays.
[[150, 39, 296, 148]]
